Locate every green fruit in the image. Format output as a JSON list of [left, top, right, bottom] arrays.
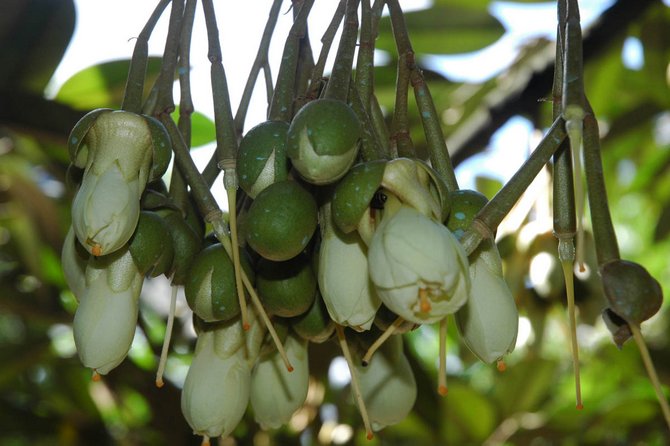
[[286, 99, 361, 185], [245, 180, 317, 261], [237, 120, 289, 198], [332, 160, 386, 234], [257, 254, 316, 318], [128, 211, 174, 277], [161, 210, 202, 285], [185, 243, 243, 322], [445, 189, 488, 239], [291, 292, 334, 343]]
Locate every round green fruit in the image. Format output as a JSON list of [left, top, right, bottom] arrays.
[[237, 120, 289, 198], [332, 160, 386, 234], [291, 292, 334, 343], [445, 189, 488, 239], [245, 180, 317, 261], [128, 210, 174, 277], [286, 99, 361, 185], [257, 254, 316, 318]]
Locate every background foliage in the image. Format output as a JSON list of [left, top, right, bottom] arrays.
[[0, 0, 669, 444]]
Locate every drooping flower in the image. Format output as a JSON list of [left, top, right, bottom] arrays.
[[319, 203, 381, 331], [250, 333, 309, 429], [181, 318, 252, 440], [455, 243, 518, 364], [73, 246, 143, 375], [368, 206, 470, 325], [69, 110, 171, 256]]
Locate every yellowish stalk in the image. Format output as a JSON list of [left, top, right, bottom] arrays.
[[335, 324, 374, 440], [560, 259, 583, 409], [566, 119, 586, 272], [226, 188, 250, 331], [438, 317, 448, 396], [362, 317, 404, 366], [156, 284, 178, 388], [211, 218, 294, 372], [201, 435, 210, 446], [630, 323, 670, 430]]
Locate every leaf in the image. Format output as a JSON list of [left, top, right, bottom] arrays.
[[56, 58, 163, 110], [0, 0, 75, 92], [377, 5, 505, 55], [442, 382, 497, 442]]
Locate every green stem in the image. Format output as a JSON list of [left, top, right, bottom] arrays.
[[410, 68, 458, 191], [122, 0, 171, 114], [349, 81, 385, 161], [386, 0, 414, 158], [169, 0, 197, 211], [233, 0, 283, 134], [369, 94, 392, 158], [355, 0, 374, 110], [294, 1, 316, 101], [562, 0, 584, 121], [582, 108, 620, 265], [268, 0, 314, 121], [155, 0, 184, 115], [306, 0, 345, 100], [323, 0, 360, 101], [461, 117, 567, 255], [201, 0, 238, 172]]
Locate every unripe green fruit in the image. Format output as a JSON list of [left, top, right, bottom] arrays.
[[445, 189, 488, 239], [257, 254, 316, 318], [128, 211, 174, 277], [161, 210, 202, 285], [185, 244, 253, 323], [245, 180, 317, 261], [237, 120, 289, 199], [290, 292, 334, 343], [286, 99, 361, 185], [332, 160, 386, 234]]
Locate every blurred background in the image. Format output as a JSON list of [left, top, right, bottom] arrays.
[[1, 0, 669, 444]]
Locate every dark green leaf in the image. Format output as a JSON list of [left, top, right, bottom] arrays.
[[377, 6, 505, 55], [55, 58, 162, 110]]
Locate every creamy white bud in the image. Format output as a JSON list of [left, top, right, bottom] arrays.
[[456, 245, 518, 364], [72, 161, 140, 256], [61, 226, 87, 301], [357, 335, 417, 431], [181, 320, 252, 439], [381, 158, 442, 220], [250, 334, 309, 430], [73, 247, 142, 375], [319, 204, 381, 331], [368, 206, 470, 324]]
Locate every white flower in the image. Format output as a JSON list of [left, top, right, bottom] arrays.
[[71, 111, 156, 256], [250, 334, 309, 429], [319, 203, 381, 331], [456, 244, 518, 364], [73, 247, 143, 375], [61, 226, 88, 301], [181, 320, 251, 439], [357, 335, 417, 431], [368, 206, 470, 325], [72, 161, 140, 256]]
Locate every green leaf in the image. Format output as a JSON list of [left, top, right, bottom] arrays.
[[170, 108, 216, 148], [377, 6, 505, 55], [442, 382, 497, 442], [55, 58, 162, 110]]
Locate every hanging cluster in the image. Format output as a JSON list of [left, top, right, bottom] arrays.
[[61, 0, 669, 442]]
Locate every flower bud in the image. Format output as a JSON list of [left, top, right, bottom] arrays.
[[356, 335, 416, 431], [250, 334, 309, 429], [368, 206, 470, 325], [61, 226, 88, 301], [319, 203, 381, 331], [455, 244, 518, 364], [181, 318, 252, 439], [237, 120, 289, 198], [381, 158, 443, 221], [73, 247, 143, 375]]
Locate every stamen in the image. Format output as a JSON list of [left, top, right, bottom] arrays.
[[335, 325, 374, 440], [201, 435, 210, 446], [438, 317, 448, 396], [92, 370, 101, 382], [496, 359, 507, 372], [419, 288, 431, 313], [156, 284, 178, 388], [362, 317, 404, 366]]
